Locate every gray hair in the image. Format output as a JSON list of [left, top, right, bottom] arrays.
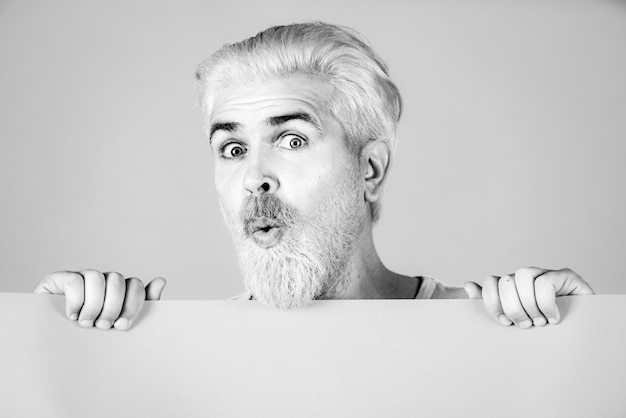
[[195, 22, 402, 222]]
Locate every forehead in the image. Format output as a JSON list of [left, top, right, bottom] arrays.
[[209, 74, 334, 126]]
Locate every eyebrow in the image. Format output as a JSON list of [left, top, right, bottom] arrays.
[[265, 112, 321, 132], [209, 122, 241, 143], [209, 112, 322, 144]]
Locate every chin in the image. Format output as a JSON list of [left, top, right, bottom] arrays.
[[257, 294, 316, 310]]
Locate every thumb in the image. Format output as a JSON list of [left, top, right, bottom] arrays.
[[464, 281, 483, 299], [145, 277, 166, 300], [539, 269, 594, 296]]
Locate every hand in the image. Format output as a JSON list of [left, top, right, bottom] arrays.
[[463, 267, 593, 328], [33, 270, 166, 330]]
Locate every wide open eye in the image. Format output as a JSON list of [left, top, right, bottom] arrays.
[[277, 134, 307, 150], [221, 142, 247, 158]]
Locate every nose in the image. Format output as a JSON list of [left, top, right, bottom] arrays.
[[242, 151, 279, 197]]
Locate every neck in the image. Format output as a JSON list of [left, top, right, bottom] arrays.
[[322, 224, 418, 300]]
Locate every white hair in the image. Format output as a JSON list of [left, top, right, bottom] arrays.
[[195, 22, 402, 222]]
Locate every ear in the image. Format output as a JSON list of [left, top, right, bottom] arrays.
[[363, 140, 391, 205]]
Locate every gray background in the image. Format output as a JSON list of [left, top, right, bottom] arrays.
[[1, 0, 624, 299]]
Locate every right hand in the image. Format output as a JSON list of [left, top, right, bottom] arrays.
[[33, 270, 166, 330]]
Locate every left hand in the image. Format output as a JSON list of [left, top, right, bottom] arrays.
[[463, 267, 594, 328]]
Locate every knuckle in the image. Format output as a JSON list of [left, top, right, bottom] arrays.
[[484, 276, 499, 287], [482, 279, 498, 299], [64, 272, 86, 289], [497, 275, 515, 293], [81, 269, 105, 283], [51, 271, 81, 280], [50, 270, 74, 277], [559, 267, 579, 278], [126, 277, 144, 287], [105, 271, 125, 280], [514, 267, 528, 277], [66, 271, 83, 280], [125, 278, 146, 296], [534, 274, 551, 290], [514, 267, 533, 282], [81, 269, 103, 276], [499, 275, 514, 284], [105, 272, 126, 287]]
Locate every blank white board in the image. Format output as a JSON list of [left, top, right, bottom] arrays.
[[1, 293, 625, 417]]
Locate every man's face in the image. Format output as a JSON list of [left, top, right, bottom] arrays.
[[208, 74, 368, 308]]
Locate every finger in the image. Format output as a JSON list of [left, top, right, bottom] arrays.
[[464, 281, 483, 299], [77, 269, 106, 328], [514, 267, 549, 327], [34, 271, 85, 320], [95, 272, 126, 330], [481, 276, 512, 326], [114, 278, 146, 331], [145, 277, 166, 300], [534, 273, 560, 324], [498, 275, 533, 328], [535, 269, 593, 325]]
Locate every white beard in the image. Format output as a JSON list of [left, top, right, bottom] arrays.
[[221, 170, 365, 309]]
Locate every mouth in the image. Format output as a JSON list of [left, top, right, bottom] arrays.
[[246, 217, 285, 248]]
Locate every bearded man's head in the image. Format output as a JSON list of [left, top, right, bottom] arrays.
[[195, 22, 402, 308]]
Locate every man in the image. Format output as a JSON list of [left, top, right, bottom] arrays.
[[34, 22, 594, 330]]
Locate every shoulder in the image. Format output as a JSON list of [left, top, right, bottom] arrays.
[[228, 292, 253, 301], [416, 276, 468, 299]]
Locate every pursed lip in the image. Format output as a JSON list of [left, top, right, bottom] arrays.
[[247, 217, 281, 234], [245, 217, 285, 248]]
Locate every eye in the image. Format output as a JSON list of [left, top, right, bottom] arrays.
[[289, 137, 303, 149], [221, 142, 247, 159], [278, 134, 307, 150]]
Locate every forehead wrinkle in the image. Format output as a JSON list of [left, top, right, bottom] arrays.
[[263, 111, 325, 137], [208, 77, 338, 143], [211, 105, 328, 141]]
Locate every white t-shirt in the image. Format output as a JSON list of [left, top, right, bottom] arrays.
[[230, 276, 468, 300]]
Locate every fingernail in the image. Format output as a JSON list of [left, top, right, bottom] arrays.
[[69, 313, 78, 321], [533, 317, 547, 327], [519, 320, 532, 329], [114, 318, 129, 330], [79, 319, 93, 328], [498, 315, 512, 326], [96, 320, 111, 329]]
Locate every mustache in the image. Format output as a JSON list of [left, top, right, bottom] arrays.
[[241, 194, 297, 235]]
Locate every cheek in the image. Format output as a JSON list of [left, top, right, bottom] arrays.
[[283, 171, 345, 218], [214, 168, 241, 211], [278, 160, 331, 204]]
